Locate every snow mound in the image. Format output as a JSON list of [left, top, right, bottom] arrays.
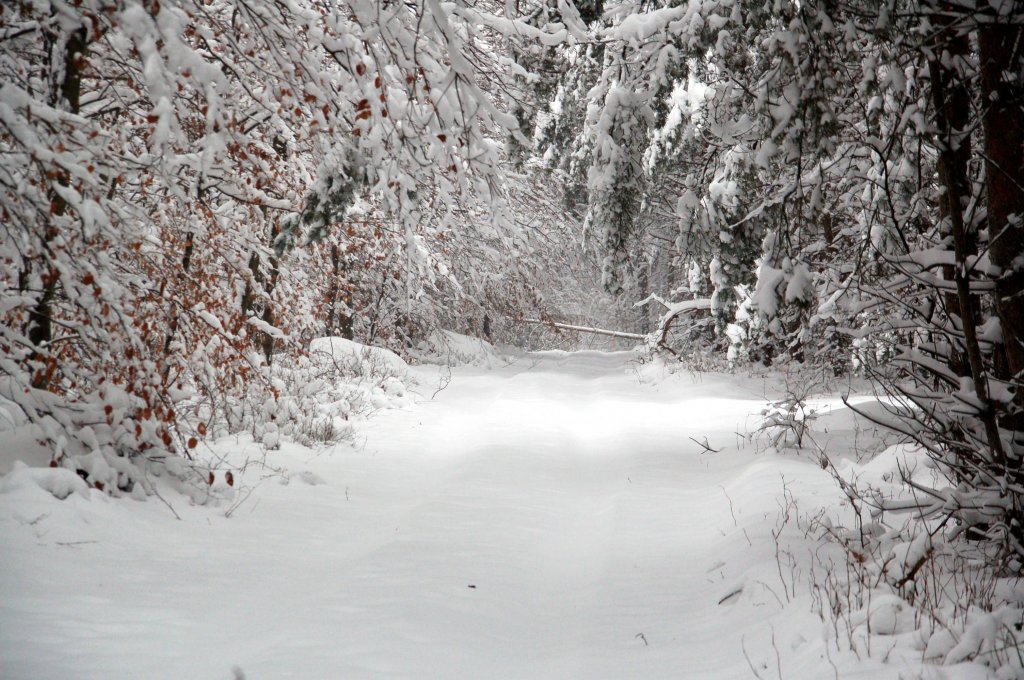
[[412, 330, 502, 367], [0, 394, 27, 431], [309, 337, 409, 377], [0, 426, 54, 476], [249, 338, 417, 449], [0, 461, 89, 500]]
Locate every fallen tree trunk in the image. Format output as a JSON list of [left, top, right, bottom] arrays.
[[636, 296, 713, 351], [517, 318, 647, 341], [516, 297, 712, 352]]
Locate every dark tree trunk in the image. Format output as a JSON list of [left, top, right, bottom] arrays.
[[261, 224, 281, 364], [28, 24, 88, 389], [928, 23, 975, 379], [928, 18, 1005, 464], [241, 217, 283, 365], [327, 243, 354, 340], [979, 21, 1024, 423], [162, 232, 194, 357]]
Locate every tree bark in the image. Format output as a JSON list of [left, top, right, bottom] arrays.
[[979, 20, 1024, 425], [261, 223, 281, 364], [928, 22, 974, 378], [327, 243, 354, 339], [28, 24, 87, 389], [928, 19, 1005, 464]]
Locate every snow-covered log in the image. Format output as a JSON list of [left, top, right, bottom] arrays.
[[516, 318, 646, 341]]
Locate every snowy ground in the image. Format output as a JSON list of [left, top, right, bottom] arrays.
[[0, 349, 1008, 679]]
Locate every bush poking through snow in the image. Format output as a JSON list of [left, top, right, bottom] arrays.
[[1, 338, 414, 505], [758, 378, 819, 450], [410, 330, 504, 367], [803, 450, 1024, 676], [0, 461, 89, 500], [213, 338, 414, 451]]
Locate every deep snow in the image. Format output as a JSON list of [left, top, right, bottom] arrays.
[[0, 349, 1012, 679]]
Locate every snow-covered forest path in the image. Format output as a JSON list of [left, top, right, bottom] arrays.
[[2, 350, 894, 679], [344, 350, 773, 678]]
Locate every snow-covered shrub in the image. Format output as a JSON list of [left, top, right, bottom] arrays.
[[811, 502, 1024, 674], [191, 338, 413, 451], [411, 331, 503, 368], [758, 385, 819, 450], [733, 233, 817, 366], [804, 446, 1024, 675]]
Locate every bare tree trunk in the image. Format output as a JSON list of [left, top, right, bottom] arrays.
[[977, 17, 1024, 544], [239, 250, 262, 325], [261, 223, 281, 364], [928, 23, 974, 378], [979, 20, 1024, 431], [157, 230, 195, 389], [27, 24, 87, 389], [326, 244, 354, 339], [240, 217, 283, 365], [928, 20, 1005, 464]]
